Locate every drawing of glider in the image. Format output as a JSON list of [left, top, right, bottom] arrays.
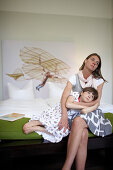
[[7, 47, 71, 90]]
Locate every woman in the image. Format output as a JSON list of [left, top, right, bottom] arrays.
[[59, 53, 105, 170]]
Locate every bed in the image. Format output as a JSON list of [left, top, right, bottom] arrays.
[[0, 80, 113, 139], [0, 81, 113, 169], [0, 98, 113, 140]]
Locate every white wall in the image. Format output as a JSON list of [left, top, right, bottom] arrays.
[[0, 0, 112, 19], [0, 0, 113, 103]]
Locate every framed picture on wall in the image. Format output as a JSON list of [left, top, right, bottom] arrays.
[[2, 40, 77, 99]]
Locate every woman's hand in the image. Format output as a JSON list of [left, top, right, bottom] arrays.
[[81, 103, 99, 114], [59, 81, 72, 132], [58, 115, 69, 132]]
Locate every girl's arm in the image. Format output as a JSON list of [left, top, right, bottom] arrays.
[[68, 82, 104, 114], [80, 82, 104, 114], [80, 103, 99, 114], [66, 95, 99, 114], [66, 95, 87, 110], [76, 82, 104, 107]]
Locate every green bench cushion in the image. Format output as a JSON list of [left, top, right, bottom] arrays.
[[0, 113, 113, 140], [0, 117, 42, 140]]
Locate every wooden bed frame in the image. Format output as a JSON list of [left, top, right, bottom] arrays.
[[0, 134, 113, 170], [0, 134, 113, 156]]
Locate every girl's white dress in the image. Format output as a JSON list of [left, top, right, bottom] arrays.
[[31, 102, 69, 143]]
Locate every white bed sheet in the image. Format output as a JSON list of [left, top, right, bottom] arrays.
[[0, 98, 113, 120], [0, 98, 50, 118], [99, 103, 113, 114]]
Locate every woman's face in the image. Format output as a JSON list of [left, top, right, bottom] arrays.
[[84, 55, 100, 72]]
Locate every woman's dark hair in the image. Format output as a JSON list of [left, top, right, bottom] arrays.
[[79, 53, 106, 82], [82, 87, 98, 101]]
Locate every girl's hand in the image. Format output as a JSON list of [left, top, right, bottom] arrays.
[[81, 103, 99, 114], [58, 115, 69, 132], [80, 107, 88, 114]]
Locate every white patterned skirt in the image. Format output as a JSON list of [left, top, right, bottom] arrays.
[[30, 102, 112, 143]]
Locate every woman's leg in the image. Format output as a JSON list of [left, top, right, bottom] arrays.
[[62, 117, 88, 170], [75, 128, 88, 170]]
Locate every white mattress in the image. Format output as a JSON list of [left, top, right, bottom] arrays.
[[0, 98, 113, 119], [0, 98, 50, 118]]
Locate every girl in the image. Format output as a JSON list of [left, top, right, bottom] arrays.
[[23, 87, 99, 143]]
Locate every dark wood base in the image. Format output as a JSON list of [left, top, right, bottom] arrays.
[[0, 134, 113, 170]]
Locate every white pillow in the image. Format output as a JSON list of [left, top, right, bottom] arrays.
[[47, 82, 65, 99], [45, 98, 60, 108], [7, 81, 35, 100]]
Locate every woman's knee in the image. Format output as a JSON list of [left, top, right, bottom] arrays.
[[72, 117, 87, 129]]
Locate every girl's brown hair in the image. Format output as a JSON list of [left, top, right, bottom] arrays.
[[79, 53, 106, 82]]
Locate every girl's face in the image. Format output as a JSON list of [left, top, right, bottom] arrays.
[[80, 91, 94, 103], [84, 55, 100, 72]]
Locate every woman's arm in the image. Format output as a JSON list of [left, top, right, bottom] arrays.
[[66, 94, 99, 114], [77, 82, 104, 107], [58, 81, 72, 131], [80, 82, 104, 114]]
